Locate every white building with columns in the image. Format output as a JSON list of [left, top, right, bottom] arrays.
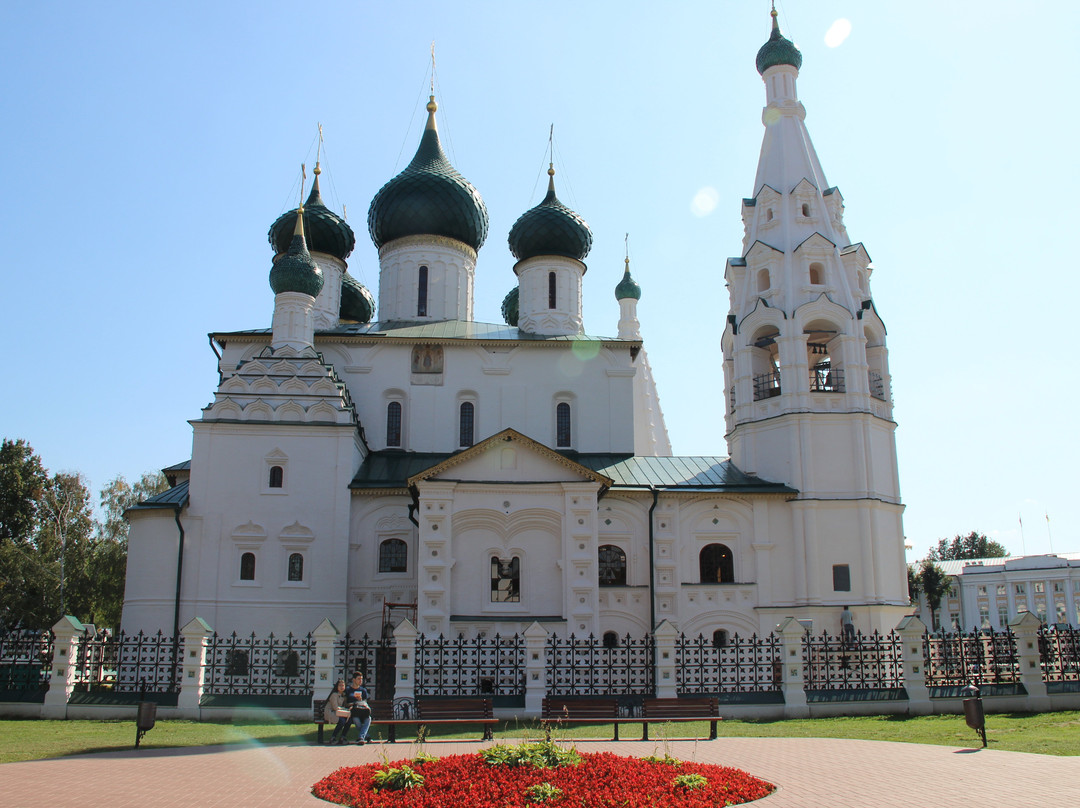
[[122, 10, 910, 646]]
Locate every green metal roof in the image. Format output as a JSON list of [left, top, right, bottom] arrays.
[[508, 173, 592, 261], [756, 12, 803, 75], [351, 451, 794, 493], [215, 320, 631, 344], [268, 175, 356, 260], [127, 479, 190, 511]]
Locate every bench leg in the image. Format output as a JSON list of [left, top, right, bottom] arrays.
[[317, 724, 324, 745], [613, 722, 619, 742], [388, 724, 397, 743], [483, 724, 493, 741], [709, 720, 717, 741], [641, 722, 649, 742]]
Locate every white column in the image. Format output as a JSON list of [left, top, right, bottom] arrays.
[[775, 617, 809, 718], [523, 621, 549, 716], [653, 620, 679, 699], [393, 619, 418, 703], [42, 615, 85, 719], [177, 617, 212, 719], [896, 615, 931, 715]]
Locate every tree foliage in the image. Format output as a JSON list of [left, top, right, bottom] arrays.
[[927, 531, 1007, 561], [0, 439, 169, 630], [916, 559, 952, 630]]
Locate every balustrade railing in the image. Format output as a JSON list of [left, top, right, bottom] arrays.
[[803, 630, 903, 690], [676, 632, 781, 694], [546, 633, 654, 696], [204, 631, 314, 696], [1039, 626, 1080, 683], [753, 371, 782, 401], [415, 633, 524, 697], [73, 629, 182, 693], [809, 366, 844, 393], [334, 633, 395, 699], [923, 628, 1019, 687], [0, 629, 52, 693]]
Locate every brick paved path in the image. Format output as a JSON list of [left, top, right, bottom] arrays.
[[1, 736, 1077, 807]]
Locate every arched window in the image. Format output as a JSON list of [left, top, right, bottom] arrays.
[[386, 401, 402, 447], [240, 552, 256, 581], [808, 262, 824, 285], [556, 402, 571, 448], [268, 465, 284, 488], [766, 208, 774, 222], [287, 552, 304, 582], [801, 202, 810, 217], [491, 556, 520, 602], [712, 629, 729, 649], [602, 631, 620, 649], [598, 545, 627, 586], [699, 543, 734, 583], [459, 401, 474, 447], [417, 265, 428, 317], [757, 269, 770, 293], [379, 539, 408, 573], [548, 272, 557, 309]]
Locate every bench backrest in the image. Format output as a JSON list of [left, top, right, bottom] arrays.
[[415, 697, 493, 720], [313, 699, 327, 721], [542, 698, 619, 719], [642, 697, 718, 718]]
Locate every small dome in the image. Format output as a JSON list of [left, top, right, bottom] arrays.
[[269, 210, 324, 298], [339, 272, 375, 323], [756, 9, 802, 75], [269, 169, 355, 260], [368, 97, 489, 252], [501, 286, 519, 327], [615, 259, 641, 301], [508, 166, 592, 261]]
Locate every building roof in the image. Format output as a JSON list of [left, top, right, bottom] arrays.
[[508, 167, 592, 262], [352, 450, 794, 493], [127, 479, 190, 511], [914, 554, 1080, 576]]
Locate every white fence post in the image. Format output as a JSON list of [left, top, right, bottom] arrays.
[[393, 619, 417, 704], [42, 615, 84, 719], [895, 615, 932, 715], [775, 617, 809, 718], [1009, 611, 1050, 711], [653, 620, 679, 699], [523, 621, 549, 716], [310, 619, 340, 710], [177, 617, 212, 719]]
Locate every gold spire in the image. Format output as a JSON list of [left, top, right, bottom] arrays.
[[425, 95, 438, 131], [547, 162, 556, 193], [771, 0, 779, 30], [294, 163, 307, 238]]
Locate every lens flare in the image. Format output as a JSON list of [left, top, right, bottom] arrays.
[[825, 19, 852, 48], [691, 187, 719, 217]]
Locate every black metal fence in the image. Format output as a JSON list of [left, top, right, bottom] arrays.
[[546, 633, 655, 696], [415, 633, 524, 697], [0, 629, 52, 695], [334, 633, 395, 700], [676, 632, 781, 694], [73, 629, 183, 694], [1039, 626, 1080, 683], [204, 632, 314, 696], [923, 627, 1019, 687], [804, 630, 904, 690]]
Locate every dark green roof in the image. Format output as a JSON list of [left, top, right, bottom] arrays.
[[268, 175, 356, 260], [615, 265, 641, 301], [269, 231, 324, 297], [501, 287, 519, 326], [367, 100, 489, 251], [127, 479, 190, 512], [756, 12, 803, 75], [351, 451, 794, 493], [339, 272, 375, 323], [508, 172, 592, 261]]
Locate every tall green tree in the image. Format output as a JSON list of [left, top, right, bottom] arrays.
[[907, 564, 922, 605], [0, 439, 47, 544], [927, 531, 1007, 561], [918, 559, 953, 631]]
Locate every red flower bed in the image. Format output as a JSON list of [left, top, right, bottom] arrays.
[[313, 751, 774, 807]]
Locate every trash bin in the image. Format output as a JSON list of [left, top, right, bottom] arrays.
[[135, 701, 157, 748], [960, 683, 986, 748]]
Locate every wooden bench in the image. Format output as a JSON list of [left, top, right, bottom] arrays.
[[541, 696, 720, 741], [314, 697, 495, 743]]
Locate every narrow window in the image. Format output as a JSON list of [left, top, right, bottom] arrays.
[[491, 556, 520, 602], [833, 564, 851, 592], [766, 208, 774, 221], [757, 269, 770, 293], [268, 465, 284, 488], [598, 544, 627, 586], [602, 631, 619, 649], [417, 266, 428, 317], [240, 552, 256, 581], [287, 552, 304, 582], [699, 543, 734, 583], [801, 202, 810, 217], [548, 271, 557, 309], [379, 539, 407, 573], [386, 401, 402, 447], [809, 262, 824, 285], [556, 402, 571, 448], [459, 401, 474, 447], [712, 629, 729, 649]]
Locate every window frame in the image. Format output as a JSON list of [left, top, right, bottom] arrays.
[[378, 538, 408, 574]]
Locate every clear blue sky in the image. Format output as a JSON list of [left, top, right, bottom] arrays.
[[2, 1, 1076, 561]]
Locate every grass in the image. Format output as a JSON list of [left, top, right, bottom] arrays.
[[0, 711, 1076, 765]]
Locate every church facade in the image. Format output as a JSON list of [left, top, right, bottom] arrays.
[[121, 11, 910, 647]]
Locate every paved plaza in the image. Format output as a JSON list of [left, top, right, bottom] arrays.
[[1, 736, 1078, 807]]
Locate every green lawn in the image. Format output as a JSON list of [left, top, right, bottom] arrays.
[[0, 711, 1076, 765]]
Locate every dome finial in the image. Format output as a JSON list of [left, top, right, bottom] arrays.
[[426, 42, 439, 130], [268, 155, 356, 259], [314, 123, 323, 176]]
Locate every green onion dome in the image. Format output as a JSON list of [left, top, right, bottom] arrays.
[[756, 8, 802, 75], [269, 208, 324, 298], [501, 286, 519, 327], [615, 258, 641, 301], [339, 272, 375, 323], [368, 97, 489, 251], [507, 165, 592, 261], [268, 168, 355, 259]]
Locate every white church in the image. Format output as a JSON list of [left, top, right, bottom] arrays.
[[121, 10, 909, 646]]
